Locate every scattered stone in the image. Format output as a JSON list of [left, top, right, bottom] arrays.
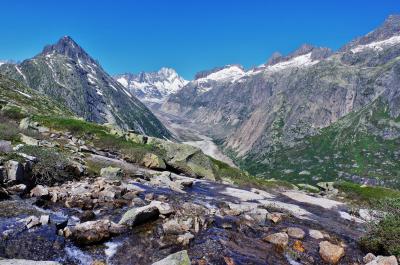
[[39, 215, 50, 225], [100, 167, 123, 180], [175, 178, 194, 188], [149, 201, 174, 215], [267, 212, 283, 223], [30, 185, 49, 197], [118, 204, 159, 226], [299, 170, 311, 175], [365, 256, 398, 265], [363, 253, 376, 264], [26, 216, 40, 229], [248, 208, 269, 224], [309, 229, 325, 240], [145, 193, 154, 201], [263, 232, 289, 248], [319, 241, 345, 264], [0, 140, 12, 153], [287, 227, 305, 239], [177, 232, 194, 245], [151, 250, 191, 265]]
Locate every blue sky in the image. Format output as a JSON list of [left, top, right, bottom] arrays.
[[0, 0, 399, 79]]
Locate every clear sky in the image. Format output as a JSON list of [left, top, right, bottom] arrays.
[[0, 0, 399, 79]]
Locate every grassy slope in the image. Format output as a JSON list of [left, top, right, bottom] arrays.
[[237, 98, 400, 189]]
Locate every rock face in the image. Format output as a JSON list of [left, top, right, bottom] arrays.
[[0, 36, 170, 138], [319, 241, 345, 264], [152, 250, 191, 265], [161, 15, 400, 187], [114, 67, 188, 105]]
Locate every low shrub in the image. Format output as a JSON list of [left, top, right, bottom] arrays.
[[359, 198, 400, 256], [19, 145, 76, 186]]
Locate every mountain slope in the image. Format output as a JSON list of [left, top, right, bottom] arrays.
[[114, 67, 188, 105], [162, 15, 400, 186], [0, 36, 171, 138]]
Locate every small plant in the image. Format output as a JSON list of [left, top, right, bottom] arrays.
[[359, 198, 400, 256]]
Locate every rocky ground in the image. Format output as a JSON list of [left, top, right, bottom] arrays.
[[0, 119, 398, 265]]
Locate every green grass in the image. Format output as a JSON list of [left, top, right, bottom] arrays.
[[335, 181, 400, 205], [210, 157, 294, 191]]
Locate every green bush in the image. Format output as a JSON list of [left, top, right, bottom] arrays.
[[359, 198, 400, 256], [1, 105, 26, 121]]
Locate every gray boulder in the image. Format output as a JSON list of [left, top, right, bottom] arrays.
[[100, 166, 123, 180], [119, 204, 159, 226], [0, 140, 12, 153], [152, 250, 191, 265]]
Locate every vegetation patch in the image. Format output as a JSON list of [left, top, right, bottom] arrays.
[[359, 198, 400, 256]]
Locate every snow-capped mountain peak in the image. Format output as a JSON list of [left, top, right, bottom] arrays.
[[114, 68, 188, 104]]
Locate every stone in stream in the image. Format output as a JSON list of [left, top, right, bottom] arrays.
[[0, 260, 61, 265], [309, 229, 325, 239], [6, 184, 27, 195], [152, 250, 191, 265], [119, 204, 160, 226], [39, 215, 50, 225], [25, 216, 41, 229], [63, 219, 126, 245], [263, 232, 289, 248], [365, 255, 398, 265], [287, 227, 305, 239], [177, 232, 194, 246], [319, 241, 345, 264], [162, 219, 190, 235]]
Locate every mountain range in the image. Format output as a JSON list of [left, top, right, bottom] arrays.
[[114, 68, 188, 105], [161, 14, 400, 188]]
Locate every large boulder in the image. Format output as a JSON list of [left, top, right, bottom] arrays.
[[152, 250, 191, 265], [119, 204, 160, 226], [141, 153, 166, 170], [0, 260, 61, 265], [319, 241, 345, 264], [100, 167, 123, 180], [147, 138, 215, 180], [4, 160, 24, 183]]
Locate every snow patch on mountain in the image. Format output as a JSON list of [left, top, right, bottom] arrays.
[[351, 34, 400, 53], [265, 52, 319, 71]]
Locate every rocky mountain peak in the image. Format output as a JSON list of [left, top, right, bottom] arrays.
[[266, 52, 283, 65], [341, 14, 400, 51], [40, 36, 94, 63]]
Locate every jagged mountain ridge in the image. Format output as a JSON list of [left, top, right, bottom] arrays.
[[162, 15, 400, 185], [114, 68, 188, 104], [0, 36, 171, 138]]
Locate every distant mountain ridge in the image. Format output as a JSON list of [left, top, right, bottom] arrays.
[[0, 36, 171, 138], [162, 14, 400, 187], [114, 68, 188, 104]]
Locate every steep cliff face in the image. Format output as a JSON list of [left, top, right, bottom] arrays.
[[0, 36, 171, 138], [162, 15, 400, 185]]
